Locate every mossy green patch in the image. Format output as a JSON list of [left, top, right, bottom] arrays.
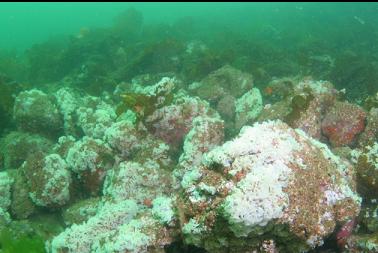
[[284, 92, 314, 127], [0, 227, 45, 253], [116, 92, 156, 118], [363, 92, 378, 111], [116, 87, 174, 122]]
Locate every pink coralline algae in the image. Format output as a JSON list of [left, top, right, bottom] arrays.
[[336, 218, 356, 250], [144, 94, 215, 150], [321, 101, 366, 147]]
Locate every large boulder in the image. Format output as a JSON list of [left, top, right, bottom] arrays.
[[179, 120, 361, 252], [13, 89, 63, 137]]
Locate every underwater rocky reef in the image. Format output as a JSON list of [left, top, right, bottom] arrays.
[[0, 5, 378, 253], [1, 71, 377, 253]]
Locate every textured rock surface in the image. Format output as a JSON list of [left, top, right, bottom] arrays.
[[75, 96, 117, 139], [174, 115, 224, 184], [344, 233, 378, 253], [66, 137, 114, 196], [145, 92, 215, 150], [49, 200, 139, 253], [62, 197, 100, 226], [322, 101, 366, 147], [1, 75, 373, 253], [358, 108, 378, 147], [23, 152, 72, 207], [234, 87, 263, 130], [193, 65, 254, 103], [13, 89, 63, 136], [289, 80, 337, 140], [0, 171, 13, 226], [0, 131, 53, 170], [0, 171, 13, 211], [54, 87, 82, 136], [103, 161, 172, 205], [258, 79, 338, 141], [352, 142, 378, 199], [104, 119, 149, 160], [179, 120, 360, 252], [49, 199, 177, 253], [10, 170, 36, 219]]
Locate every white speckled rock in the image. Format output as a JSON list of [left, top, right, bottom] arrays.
[[180, 120, 361, 253], [234, 87, 263, 130], [66, 137, 114, 196], [23, 153, 71, 208], [13, 89, 63, 136], [75, 96, 116, 139]]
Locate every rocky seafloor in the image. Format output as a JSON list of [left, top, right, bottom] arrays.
[[0, 7, 378, 253], [0, 65, 377, 253]]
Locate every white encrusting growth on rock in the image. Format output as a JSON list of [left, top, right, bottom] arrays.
[[179, 119, 361, 250], [50, 200, 139, 253], [76, 97, 116, 139], [104, 119, 144, 158], [152, 196, 175, 225], [30, 154, 71, 207], [66, 137, 110, 173], [204, 120, 301, 236], [0, 171, 13, 211], [234, 87, 263, 128]]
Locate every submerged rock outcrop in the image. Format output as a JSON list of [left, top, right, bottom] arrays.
[[0, 75, 374, 253], [178, 120, 360, 252]]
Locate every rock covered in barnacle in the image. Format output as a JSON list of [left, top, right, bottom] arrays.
[[54, 87, 82, 136], [322, 101, 366, 147], [174, 115, 224, 184], [3, 74, 371, 253], [132, 137, 173, 170], [103, 158, 172, 205], [13, 89, 63, 136], [179, 120, 360, 252], [189, 65, 259, 136], [144, 91, 216, 151], [61, 197, 100, 226], [116, 77, 176, 120], [234, 87, 263, 130], [0, 131, 53, 170], [66, 137, 114, 196], [358, 108, 378, 147], [104, 119, 150, 160], [103, 122, 174, 205], [92, 211, 176, 253], [49, 199, 177, 253], [289, 80, 337, 140], [131, 76, 175, 106], [22, 152, 71, 208], [52, 135, 76, 158], [351, 142, 378, 199], [75, 96, 117, 139], [49, 200, 139, 253], [10, 169, 37, 219]]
